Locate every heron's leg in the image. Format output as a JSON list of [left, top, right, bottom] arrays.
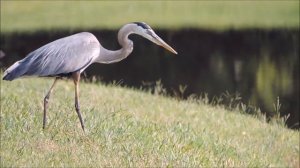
[[72, 72, 85, 131], [43, 78, 59, 129]]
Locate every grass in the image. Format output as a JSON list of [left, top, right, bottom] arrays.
[[1, 1, 299, 32], [1, 77, 299, 167]]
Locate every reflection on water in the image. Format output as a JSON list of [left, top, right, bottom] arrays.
[[1, 29, 299, 129]]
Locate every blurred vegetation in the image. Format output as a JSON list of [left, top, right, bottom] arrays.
[[1, 1, 299, 32]]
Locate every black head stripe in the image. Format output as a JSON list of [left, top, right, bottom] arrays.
[[133, 22, 151, 29]]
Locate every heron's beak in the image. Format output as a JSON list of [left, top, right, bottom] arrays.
[[149, 31, 178, 54], [155, 36, 178, 55]]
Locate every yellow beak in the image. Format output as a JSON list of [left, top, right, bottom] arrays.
[[154, 35, 178, 55]]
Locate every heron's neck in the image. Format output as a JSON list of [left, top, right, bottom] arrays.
[[95, 24, 134, 64]]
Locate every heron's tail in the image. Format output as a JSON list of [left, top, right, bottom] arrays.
[[2, 61, 27, 81]]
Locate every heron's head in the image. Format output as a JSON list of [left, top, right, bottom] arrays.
[[132, 22, 177, 54]]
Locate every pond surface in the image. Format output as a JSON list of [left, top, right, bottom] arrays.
[[1, 28, 299, 129]]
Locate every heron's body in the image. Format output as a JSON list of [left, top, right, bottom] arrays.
[[2, 22, 177, 131], [4, 32, 99, 80]]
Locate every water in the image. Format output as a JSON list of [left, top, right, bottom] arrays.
[[1, 28, 299, 129]]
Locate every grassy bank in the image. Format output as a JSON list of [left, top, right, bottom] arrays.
[[1, 77, 299, 167], [1, 1, 299, 32]]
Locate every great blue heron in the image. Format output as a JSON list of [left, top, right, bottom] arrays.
[[2, 22, 177, 131]]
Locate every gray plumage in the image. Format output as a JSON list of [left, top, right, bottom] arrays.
[[4, 32, 98, 80], [2, 22, 177, 131]]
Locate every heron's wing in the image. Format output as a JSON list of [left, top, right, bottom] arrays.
[[23, 32, 100, 77]]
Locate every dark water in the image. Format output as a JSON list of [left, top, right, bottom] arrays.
[[1, 29, 299, 129]]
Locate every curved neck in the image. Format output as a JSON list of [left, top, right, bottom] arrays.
[[95, 24, 135, 64]]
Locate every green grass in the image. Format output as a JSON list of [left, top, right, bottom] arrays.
[[1, 77, 299, 167], [1, 1, 299, 32]]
